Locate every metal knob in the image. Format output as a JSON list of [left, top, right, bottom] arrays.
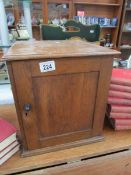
[[23, 104, 32, 112]]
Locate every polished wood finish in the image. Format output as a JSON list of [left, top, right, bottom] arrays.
[[5, 40, 120, 156], [20, 151, 131, 175], [4, 40, 120, 60], [0, 105, 131, 175]]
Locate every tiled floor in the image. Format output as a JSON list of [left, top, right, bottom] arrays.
[[0, 83, 14, 105]]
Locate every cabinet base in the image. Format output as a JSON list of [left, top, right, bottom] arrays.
[[21, 135, 104, 157]]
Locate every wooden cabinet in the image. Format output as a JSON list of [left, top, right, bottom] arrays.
[[4, 40, 120, 156]]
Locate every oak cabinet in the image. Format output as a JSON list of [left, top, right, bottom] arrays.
[[4, 40, 120, 156]]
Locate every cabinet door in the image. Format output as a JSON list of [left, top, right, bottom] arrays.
[[10, 57, 112, 152]]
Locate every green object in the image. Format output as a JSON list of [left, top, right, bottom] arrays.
[[41, 20, 100, 42]]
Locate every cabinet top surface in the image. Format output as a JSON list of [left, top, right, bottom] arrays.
[[3, 40, 120, 61]]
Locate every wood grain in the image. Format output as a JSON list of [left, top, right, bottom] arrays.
[[0, 105, 131, 175], [3, 40, 120, 61], [5, 40, 117, 156], [11, 61, 40, 150], [20, 150, 131, 175], [8, 56, 111, 155]]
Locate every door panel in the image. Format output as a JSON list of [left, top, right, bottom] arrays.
[[33, 71, 99, 147]]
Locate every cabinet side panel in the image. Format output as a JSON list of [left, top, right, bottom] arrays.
[[92, 56, 113, 136], [11, 61, 40, 150], [7, 62, 27, 149]]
